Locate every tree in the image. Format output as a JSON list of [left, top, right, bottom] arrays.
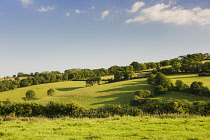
[[25, 90, 36, 100], [172, 61, 181, 73], [175, 80, 184, 91], [47, 89, 55, 96], [130, 62, 141, 72], [85, 77, 101, 87], [114, 71, 124, 81]]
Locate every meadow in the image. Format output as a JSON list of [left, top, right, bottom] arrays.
[[0, 81, 85, 103], [0, 116, 209, 140], [37, 78, 154, 108], [167, 73, 210, 87]]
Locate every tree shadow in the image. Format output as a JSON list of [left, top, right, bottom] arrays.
[[91, 91, 133, 106], [22, 97, 40, 101], [91, 79, 154, 106], [99, 80, 153, 93], [56, 87, 82, 91], [168, 74, 198, 79]]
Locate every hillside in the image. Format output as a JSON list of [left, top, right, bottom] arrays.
[[0, 81, 85, 103], [0, 73, 210, 108], [36, 78, 154, 108]]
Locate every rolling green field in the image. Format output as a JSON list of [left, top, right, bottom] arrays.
[[37, 78, 154, 108], [0, 116, 209, 140], [1, 73, 210, 108], [0, 81, 85, 103]]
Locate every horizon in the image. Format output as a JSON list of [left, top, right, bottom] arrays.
[[1, 0, 210, 77]]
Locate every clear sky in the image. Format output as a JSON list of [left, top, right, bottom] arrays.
[[1, 0, 210, 77]]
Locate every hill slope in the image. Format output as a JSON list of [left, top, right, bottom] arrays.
[[37, 78, 154, 108], [0, 81, 85, 103]]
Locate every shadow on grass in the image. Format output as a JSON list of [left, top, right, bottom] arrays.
[[91, 91, 133, 106], [56, 87, 82, 91], [153, 91, 210, 102], [91, 79, 154, 106], [22, 97, 40, 101], [99, 79, 154, 93], [167, 74, 198, 79]]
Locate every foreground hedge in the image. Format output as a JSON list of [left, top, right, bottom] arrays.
[[0, 100, 210, 118], [131, 98, 210, 116]]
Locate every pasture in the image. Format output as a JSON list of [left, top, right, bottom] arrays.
[[167, 74, 210, 88], [0, 81, 85, 103], [37, 78, 154, 108], [0, 116, 209, 140]]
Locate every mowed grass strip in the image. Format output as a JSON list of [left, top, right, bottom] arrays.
[[37, 78, 154, 108], [0, 116, 209, 140], [0, 81, 85, 103]]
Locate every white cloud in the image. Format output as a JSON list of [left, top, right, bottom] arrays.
[[125, 3, 210, 26], [38, 6, 55, 12], [20, 0, 33, 7], [125, 16, 145, 23], [127, 2, 145, 13], [66, 13, 70, 16], [75, 10, 85, 14], [101, 10, 110, 20]]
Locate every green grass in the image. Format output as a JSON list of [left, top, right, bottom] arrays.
[[167, 73, 210, 88], [202, 60, 210, 63], [0, 116, 209, 140], [101, 75, 114, 80], [37, 78, 154, 108], [0, 81, 85, 103]]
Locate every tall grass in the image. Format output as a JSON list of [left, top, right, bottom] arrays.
[[0, 116, 209, 140]]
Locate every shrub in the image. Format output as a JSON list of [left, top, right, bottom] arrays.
[[47, 88, 55, 96], [134, 90, 152, 98], [25, 90, 36, 100]]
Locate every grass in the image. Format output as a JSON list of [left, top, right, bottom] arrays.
[[202, 60, 210, 63], [0, 81, 85, 103], [0, 116, 209, 140], [37, 78, 154, 108], [167, 73, 210, 88]]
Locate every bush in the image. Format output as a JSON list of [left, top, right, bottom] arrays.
[[134, 90, 152, 98], [47, 88, 55, 96], [25, 90, 36, 100]]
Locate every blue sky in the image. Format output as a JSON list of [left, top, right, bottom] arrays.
[[1, 0, 210, 77]]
